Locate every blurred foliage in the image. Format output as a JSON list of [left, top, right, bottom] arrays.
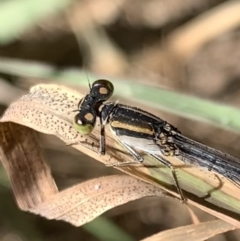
[[1, 0, 240, 240], [0, 0, 69, 44]]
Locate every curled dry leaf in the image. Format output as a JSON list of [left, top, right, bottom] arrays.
[[0, 123, 58, 209], [0, 84, 240, 228], [141, 219, 236, 241], [29, 174, 165, 226], [0, 84, 168, 226]]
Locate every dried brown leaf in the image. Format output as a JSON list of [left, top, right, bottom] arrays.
[[141, 219, 236, 241], [0, 83, 240, 228], [0, 122, 58, 210], [0, 84, 169, 226], [29, 174, 165, 226]]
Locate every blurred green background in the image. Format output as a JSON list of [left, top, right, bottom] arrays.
[[1, 0, 240, 240]]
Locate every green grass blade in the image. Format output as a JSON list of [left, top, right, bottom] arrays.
[[0, 58, 239, 132]]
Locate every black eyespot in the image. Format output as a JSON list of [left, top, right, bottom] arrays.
[[91, 79, 114, 102], [77, 108, 97, 125]]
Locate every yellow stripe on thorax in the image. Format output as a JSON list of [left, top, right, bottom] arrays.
[[110, 120, 154, 135]]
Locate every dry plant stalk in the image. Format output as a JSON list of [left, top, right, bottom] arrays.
[[141, 219, 236, 241], [0, 84, 238, 239], [168, 1, 240, 60]]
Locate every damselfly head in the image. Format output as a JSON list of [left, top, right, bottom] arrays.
[[73, 79, 114, 135]]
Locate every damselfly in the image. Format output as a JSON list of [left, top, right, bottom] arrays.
[[73, 79, 240, 201]]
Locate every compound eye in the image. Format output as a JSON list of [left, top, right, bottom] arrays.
[[73, 110, 96, 135], [91, 79, 114, 101]]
